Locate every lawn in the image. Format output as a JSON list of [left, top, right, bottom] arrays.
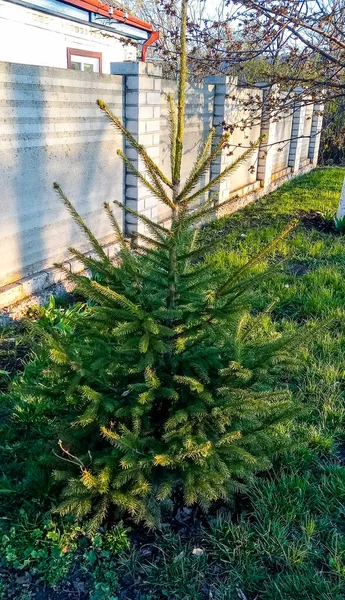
[[1, 166, 345, 600]]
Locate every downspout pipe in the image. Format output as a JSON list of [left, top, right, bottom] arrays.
[[141, 31, 159, 61]]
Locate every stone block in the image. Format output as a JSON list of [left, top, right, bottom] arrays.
[[126, 198, 145, 212], [138, 133, 154, 146], [125, 120, 139, 134], [125, 148, 139, 160], [138, 106, 155, 119], [126, 174, 139, 186], [145, 146, 160, 159], [126, 186, 138, 199], [110, 62, 140, 76], [145, 196, 158, 209], [146, 92, 161, 105], [146, 120, 160, 132], [213, 105, 226, 117], [126, 91, 140, 105], [126, 106, 139, 120], [126, 213, 138, 225], [126, 76, 153, 91], [150, 206, 158, 220]]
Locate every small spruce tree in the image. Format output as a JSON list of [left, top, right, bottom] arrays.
[[10, 0, 300, 531]]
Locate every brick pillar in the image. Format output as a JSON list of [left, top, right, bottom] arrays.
[[288, 88, 306, 172], [110, 62, 162, 235], [256, 85, 278, 189], [205, 75, 238, 204], [308, 101, 324, 166]]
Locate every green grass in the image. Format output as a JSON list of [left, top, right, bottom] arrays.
[[1, 167, 345, 599], [111, 167, 345, 600]]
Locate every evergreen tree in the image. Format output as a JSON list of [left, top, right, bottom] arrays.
[[8, 0, 300, 531]]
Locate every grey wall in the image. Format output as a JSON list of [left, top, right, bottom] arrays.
[[222, 86, 262, 192], [159, 80, 214, 222], [0, 62, 123, 287], [272, 109, 293, 175], [0, 61, 323, 297], [301, 103, 313, 160]]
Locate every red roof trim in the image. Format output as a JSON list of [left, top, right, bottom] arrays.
[[63, 0, 154, 32]]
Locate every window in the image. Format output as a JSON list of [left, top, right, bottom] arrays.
[[67, 48, 102, 73]]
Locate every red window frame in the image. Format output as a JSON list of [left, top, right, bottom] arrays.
[[67, 48, 103, 73]]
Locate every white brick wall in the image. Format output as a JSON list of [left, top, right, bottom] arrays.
[[111, 62, 162, 236], [288, 90, 307, 171], [110, 65, 321, 236], [308, 103, 324, 166]]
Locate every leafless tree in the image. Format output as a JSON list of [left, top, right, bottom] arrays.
[[126, 0, 234, 77], [124, 1, 345, 156]]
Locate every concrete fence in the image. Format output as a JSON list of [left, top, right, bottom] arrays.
[[0, 61, 323, 307]]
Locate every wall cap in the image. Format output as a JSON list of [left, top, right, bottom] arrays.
[[111, 62, 162, 77]]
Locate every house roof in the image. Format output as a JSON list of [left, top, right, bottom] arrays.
[[62, 0, 153, 32]]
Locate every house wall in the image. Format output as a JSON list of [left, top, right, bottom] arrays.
[[0, 0, 136, 73], [0, 61, 324, 307]]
